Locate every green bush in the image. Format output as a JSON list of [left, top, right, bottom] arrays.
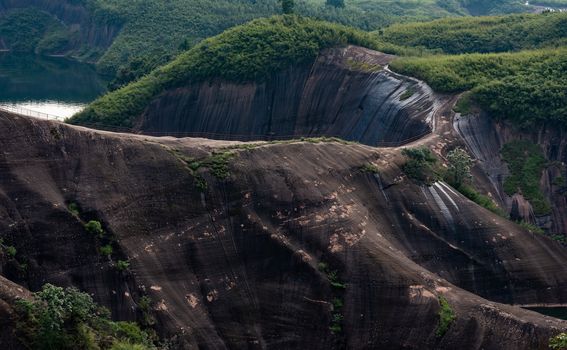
[[116, 260, 130, 271], [15, 284, 153, 350], [550, 332, 567, 350], [501, 141, 551, 216], [100, 245, 113, 256], [436, 296, 456, 337], [5, 245, 17, 258], [402, 147, 438, 183], [68, 203, 80, 216], [85, 220, 104, 237], [454, 184, 506, 217]]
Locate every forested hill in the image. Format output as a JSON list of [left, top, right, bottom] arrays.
[[0, 0, 548, 77], [380, 12, 567, 54]]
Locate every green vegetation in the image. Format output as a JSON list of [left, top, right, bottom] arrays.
[[501, 141, 550, 216], [399, 88, 416, 101], [100, 245, 113, 256], [517, 220, 545, 235], [345, 58, 382, 72], [69, 15, 412, 127], [318, 262, 346, 334], [550, 332, 567, 350], [15, 284, 153, 350], [436, 296, 456, 337], [446, 147, 473, 188], [5, 245, 17, 258], [390, 48, 567, 127], [82, 0, 534, 75], [453, 92, 474, 115], [380, 12, 567, 54], [402, 147, 439, 184], [68, 203, 80, 216], [137, 296, 155, 327], [116, 260, 130, 271], [360, 163, 380, 174], [85, 220, 105, 237], [72, 0, 496, 77], [454, 184, 507, 217], [0, 8, 75, 54]]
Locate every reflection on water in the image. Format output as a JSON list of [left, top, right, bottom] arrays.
[[0, 53, 108, 120]]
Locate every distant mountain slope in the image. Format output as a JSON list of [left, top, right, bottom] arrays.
[[0, 0, 538, 76]]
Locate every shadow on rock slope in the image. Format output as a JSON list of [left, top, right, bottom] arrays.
[[0, 112, 565, 349]]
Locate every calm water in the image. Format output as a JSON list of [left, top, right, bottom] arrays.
[[525, 307, 567, 320], [0, 53, 108, 121]]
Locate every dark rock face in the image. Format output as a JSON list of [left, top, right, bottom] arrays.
[[454, 112, 567, 236], [0, 113, 565, 349], [0, 0, 120, 55], [138, 47, 434, 146]]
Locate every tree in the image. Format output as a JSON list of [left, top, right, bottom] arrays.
[[281, 0, 294, 14], [550, 333, 567, 350], [446, 147, 473, 188], [326, 0, 345, 8]]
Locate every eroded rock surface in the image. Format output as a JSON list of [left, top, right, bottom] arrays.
[[0, 112, 565, 349], [137, 46, 435, 146]]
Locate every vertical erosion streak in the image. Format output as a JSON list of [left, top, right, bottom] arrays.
[[425, 184, 456, 234]]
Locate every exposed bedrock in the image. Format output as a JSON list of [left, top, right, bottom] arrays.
[[137, 46, 435, 146], [0, 112, 565, 349], [0, 0, 120, 52], [455, 112, 567, 235]]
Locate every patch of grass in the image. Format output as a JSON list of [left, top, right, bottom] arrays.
[[436, 296, 456, 337], [454, 184, 507, 217], [345, 59, 382, 72], [517, 221, 545, 235], [100, 245, 113, 257], [360, 163, 380, 174], [501, 141, 551, 216], [453, 92, 474, 115], [399, 87, 415, 101], [116, 260, 130, 271]]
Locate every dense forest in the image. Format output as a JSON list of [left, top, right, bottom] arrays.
[[380, 12, 567, 54], [0, 0, 548, 79]]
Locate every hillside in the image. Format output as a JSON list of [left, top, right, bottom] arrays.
[[68, 16, 415, 129], [380, 12, 567, 54], [1, 111, 566, 349], [0, 0, 545, 77], [389, 48, 567, 127]]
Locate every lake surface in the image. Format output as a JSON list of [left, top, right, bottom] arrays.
[[524, 307, 567, 320], [0, 53, 108, 121]]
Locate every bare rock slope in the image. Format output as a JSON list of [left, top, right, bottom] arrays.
[[0, 112, 566, 349], [136, 46, 434, 146]]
